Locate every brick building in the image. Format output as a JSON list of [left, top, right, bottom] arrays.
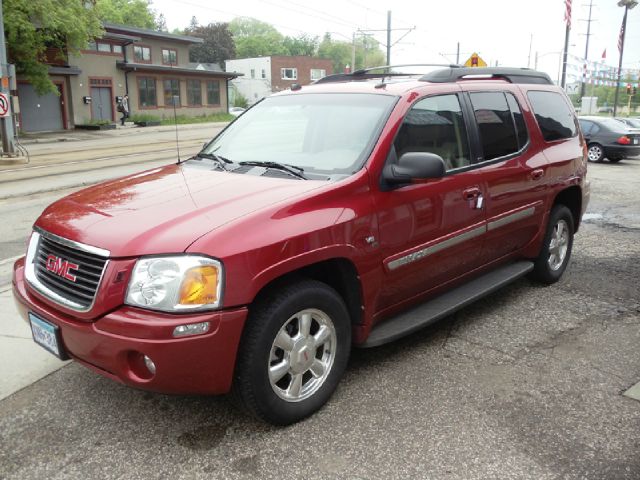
[[15, 23, 240, 132], [225, 56, 333, 104]]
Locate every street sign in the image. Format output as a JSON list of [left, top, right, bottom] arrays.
[[0, 93, 9, 118], [464, 53, 487, 68]]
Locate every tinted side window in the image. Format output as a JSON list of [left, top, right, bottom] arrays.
[[470, 92, 519, 160], [527, 91, 577, 141], [505, 93, 528, 149], [578, 120, 593, 135], [394, 94, 471, 171]]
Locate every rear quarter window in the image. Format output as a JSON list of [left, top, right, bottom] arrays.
[[527, 91, 577, 142]]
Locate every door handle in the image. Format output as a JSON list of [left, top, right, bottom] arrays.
[[531, 169, 545, 181], [463, 187, 481, 201]]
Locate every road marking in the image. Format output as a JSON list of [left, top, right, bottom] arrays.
[[0, 255, 22, 266], [623, 381, 640, 402]]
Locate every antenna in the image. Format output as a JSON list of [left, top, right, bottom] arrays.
[[169, 57, 181, 162], [172, 93, 180, 162]]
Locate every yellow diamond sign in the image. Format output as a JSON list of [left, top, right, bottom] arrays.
[[464, 53, 487, 68]]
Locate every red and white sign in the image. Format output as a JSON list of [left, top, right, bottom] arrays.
[[0, 93, 9, 118]]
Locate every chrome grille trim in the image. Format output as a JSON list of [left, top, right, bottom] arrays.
[[25, 229, 110, 313]]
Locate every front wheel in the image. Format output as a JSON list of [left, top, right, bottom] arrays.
[[233, 279, 351, 425], [587, 143, 604, 163], [530, 205, 574, 284]]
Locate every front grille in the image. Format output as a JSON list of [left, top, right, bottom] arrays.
[[34, 234, 108, 309]]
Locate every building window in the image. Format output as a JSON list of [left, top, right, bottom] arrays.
[[138, 77, 157, 108], [250, 69, 255, 79], [281, 68, 297, 80], [97, 42, 111, 53], [310, 69, 326, 81], [162, 48, 177, 65], [134, 45, 151, 62], [207, 81, 220, 105], [187, 79, 202, 106], [112, 45, 123, 54], [261, 69, 266, 79], [163, 79, 180, 106]]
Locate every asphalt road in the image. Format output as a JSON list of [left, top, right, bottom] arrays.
[[0, 154, 639, 479]]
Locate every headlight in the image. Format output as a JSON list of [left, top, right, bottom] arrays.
[[125, 255, 223, 312]]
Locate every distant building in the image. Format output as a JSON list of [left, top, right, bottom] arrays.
[[15, 23, 240, 132], [225, 56, 333, 104]]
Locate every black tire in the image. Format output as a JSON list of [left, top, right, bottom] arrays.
[[586, 143, 604, 163], [530, 205, 574, 284], [233, 279, 351, 425]]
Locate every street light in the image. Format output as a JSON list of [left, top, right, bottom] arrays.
[[613, 0, 638, 116]]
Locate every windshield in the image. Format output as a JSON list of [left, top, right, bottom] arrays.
[[203, 93, 397, 176]]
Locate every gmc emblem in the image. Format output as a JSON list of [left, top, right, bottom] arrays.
[[45, 254, 79, 282]]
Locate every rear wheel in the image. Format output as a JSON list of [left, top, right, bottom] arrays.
[[233, 279, 351, 425], [530, 205, 574, 284], [587, 143, 604, 163]]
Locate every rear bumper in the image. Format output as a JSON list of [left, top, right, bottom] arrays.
[[12, 259, 247, 395], [604, 145, 640, 158]]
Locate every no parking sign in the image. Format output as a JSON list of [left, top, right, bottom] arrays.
[[0, 93, 9, 118]]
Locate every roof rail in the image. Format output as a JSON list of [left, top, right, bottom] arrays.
[[314, 64, 460, 84], [420, 67, 553, 85]]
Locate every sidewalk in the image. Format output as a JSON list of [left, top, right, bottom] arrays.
[[0, 285, 68, 401]]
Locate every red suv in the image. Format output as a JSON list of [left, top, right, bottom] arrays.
[[13, 66, 589, 425]]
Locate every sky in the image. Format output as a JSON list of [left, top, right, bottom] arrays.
[[151, 0, 640, 83]]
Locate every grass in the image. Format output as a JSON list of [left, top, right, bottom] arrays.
[[130, 112, 233, 125]]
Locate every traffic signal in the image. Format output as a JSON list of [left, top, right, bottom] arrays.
[[627, 84, 632, 95]]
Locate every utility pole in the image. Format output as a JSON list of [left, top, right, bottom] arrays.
[[0, 0, 16, 155], [579, 0, 595, 98], [527, 34, 533, 68], [351, 32, 356, 72], [613, 1, 638, 117], [386, 11, 391, 65], [456, 42, 460, 64]]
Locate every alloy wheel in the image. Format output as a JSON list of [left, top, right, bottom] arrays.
[[268, 308, 337, 402], [548, 219, 569, 271]]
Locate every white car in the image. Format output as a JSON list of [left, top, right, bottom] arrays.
[[229, 107, 246, 117]]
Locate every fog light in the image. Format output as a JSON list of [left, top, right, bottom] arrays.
[[143, 355, 156, 375], [173, 321, 210, 337]]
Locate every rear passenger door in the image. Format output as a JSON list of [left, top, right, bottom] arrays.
[[464, 89, 549, 264]]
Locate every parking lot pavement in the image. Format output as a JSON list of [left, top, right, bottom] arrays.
[[1, 159, 639, 479]]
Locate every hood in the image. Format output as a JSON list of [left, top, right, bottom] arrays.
[[36, 163, 326, 257]]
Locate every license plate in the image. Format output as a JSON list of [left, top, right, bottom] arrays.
[[29, 313, 67, 360]]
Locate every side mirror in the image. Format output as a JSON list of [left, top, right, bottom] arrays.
[[383, 152, 446, 186]]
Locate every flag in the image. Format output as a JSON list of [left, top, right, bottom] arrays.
[[618, 18, 625, 53], [601, 49, 606, 60], [564, 0, 572, 27]]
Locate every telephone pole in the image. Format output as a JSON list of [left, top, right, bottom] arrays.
[[579, 0, 595, 98], [0, 0, 16, 155], [386, 11, 391, 65]]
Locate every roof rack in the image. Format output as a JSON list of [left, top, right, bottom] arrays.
[[314, 64, 460, 84], [420, 67, 553, 85]]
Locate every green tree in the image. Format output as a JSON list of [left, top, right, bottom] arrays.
[[187, 23, 236, 66], [229, 17, 286, 58], [317, 33, 385, 73], [4, 0, 103, 94], [94, 0, 156, 29], [283, 34, 318, 56], [156, 13, 168, 32]]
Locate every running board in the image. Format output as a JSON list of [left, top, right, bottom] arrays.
[[361, 261, 534, 348]]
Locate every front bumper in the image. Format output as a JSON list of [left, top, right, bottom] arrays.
[[12, 259, 247, 395]]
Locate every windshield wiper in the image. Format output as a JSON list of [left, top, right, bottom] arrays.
[[195, 152, 233, 170], [238, 161, 307, 180]]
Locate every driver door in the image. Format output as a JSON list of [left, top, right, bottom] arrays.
[[372, 93, 488, 313]]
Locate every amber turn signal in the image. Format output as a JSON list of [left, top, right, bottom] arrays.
[[178, 266, 219, 305]]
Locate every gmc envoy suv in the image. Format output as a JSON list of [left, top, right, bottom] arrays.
[[13, 66, 589, 425]]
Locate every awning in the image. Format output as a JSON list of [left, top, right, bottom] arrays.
[[116, 61, 241, 79], [48, 66, 82, 76]]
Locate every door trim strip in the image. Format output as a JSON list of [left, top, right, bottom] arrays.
[[487, 204, 538, 232]]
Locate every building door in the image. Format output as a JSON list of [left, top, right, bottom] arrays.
[[90, 78, 113, 122], [17, 83, 64, 132]]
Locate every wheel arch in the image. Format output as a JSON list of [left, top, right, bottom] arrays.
[[552, 185, 582, 232], [249, 256, 364, 329]]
